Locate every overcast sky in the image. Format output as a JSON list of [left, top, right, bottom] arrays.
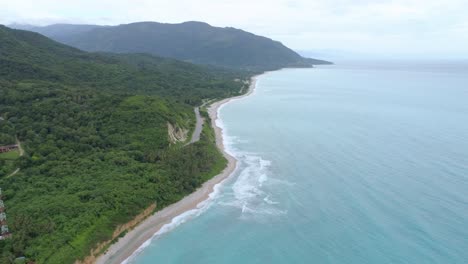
[[1, 0, 467, 59]]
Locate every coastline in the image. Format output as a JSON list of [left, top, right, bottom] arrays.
[[94, 75, 259, 264]]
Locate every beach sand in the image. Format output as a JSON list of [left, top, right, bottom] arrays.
[[95, 76, 258, 264]]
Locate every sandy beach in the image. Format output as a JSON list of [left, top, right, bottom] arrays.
[[94, 76, 258, 264]]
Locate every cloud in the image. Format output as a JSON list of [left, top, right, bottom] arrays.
[[0, 0, 467, 57]]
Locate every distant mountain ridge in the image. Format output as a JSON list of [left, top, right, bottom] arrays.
[[11, 21, 332, 71], [0, 24, 246, 103], [10, 23, 102, 42]]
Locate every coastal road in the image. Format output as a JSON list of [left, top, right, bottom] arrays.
[[187, 107, 204, 145]]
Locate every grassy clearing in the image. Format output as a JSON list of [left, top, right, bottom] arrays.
[[0, 149, 20, 160]]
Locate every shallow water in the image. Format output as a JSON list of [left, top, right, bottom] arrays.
[[130, 62, 468, 264]]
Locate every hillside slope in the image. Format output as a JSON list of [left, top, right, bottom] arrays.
[[0, 25, 246, 263], [12, 21, 332, 70], [9, 23, 102, 43]]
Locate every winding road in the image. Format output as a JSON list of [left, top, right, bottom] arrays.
[[187, 107, 204, 145]]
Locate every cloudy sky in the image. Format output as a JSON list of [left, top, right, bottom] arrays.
[[1, 0, 467, 59]]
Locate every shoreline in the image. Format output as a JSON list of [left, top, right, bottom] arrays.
[[95, 75, 259, 264]]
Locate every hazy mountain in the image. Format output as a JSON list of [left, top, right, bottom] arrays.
[[11, 21, 332, 70], [0, 24, 246, 101], [9, 23, 102, 42]]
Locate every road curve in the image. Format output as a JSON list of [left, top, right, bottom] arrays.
[[188, 107, 204, 144]]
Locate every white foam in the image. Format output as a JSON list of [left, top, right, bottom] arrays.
[[214, 81, 289, 220], [122, 79, 264, 263], [122, 174, 230, 264], [215, 148, 289, 219], [263, 196, 279, 205]]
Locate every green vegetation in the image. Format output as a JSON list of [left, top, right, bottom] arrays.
[[0, 149, 20, 177], [0, 25, 251, 263], [14, 21, 332, 71], [0, 118, 16, 146], [0, 150, 19, 160], [0, 116, 20, 176]]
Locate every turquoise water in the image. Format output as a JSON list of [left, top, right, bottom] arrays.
[[131, 62, 468, 264]]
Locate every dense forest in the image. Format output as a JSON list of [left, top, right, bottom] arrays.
[[0, 26, 250, 263], [13, 21, 332, 71]]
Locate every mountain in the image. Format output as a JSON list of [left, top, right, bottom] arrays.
[[11, 21, 332, 70], [0, 25, 246, 263], [8, 23, 102, 43], [0, 24, 247, 103]]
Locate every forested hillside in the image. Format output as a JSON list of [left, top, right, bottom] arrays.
[[9, 23, 101, 43], [0, 25, 248, 263], [0, 25, 247, 104], [12, 21, 332, 71]]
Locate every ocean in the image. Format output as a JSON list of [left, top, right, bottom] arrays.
[[129, 61, 468, 263]]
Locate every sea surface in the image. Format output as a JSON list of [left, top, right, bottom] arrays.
[[130, 61, 468, 263]]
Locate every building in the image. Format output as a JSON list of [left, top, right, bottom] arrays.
[[0, 188, 11, 240], [0, 144, 18, 153]]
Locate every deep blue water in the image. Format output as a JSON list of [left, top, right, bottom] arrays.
[[130, 62, 468, 263]]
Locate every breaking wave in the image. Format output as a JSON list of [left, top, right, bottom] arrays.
[[122, 171, 228, 264]]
